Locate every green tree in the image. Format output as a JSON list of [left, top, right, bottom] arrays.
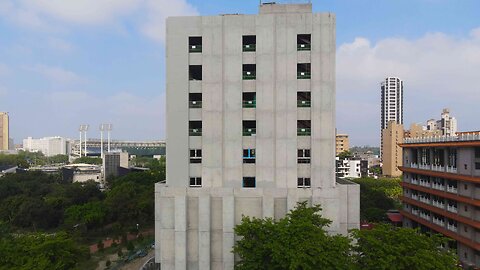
[[73, 156, 102, 165], [47, 154, 69, 164], [64, 201, 107, 229], [233, 201, 353, 270], [337, 150, 352, 159], [0, 232, 89, 270], [351, 224, 459, 270]]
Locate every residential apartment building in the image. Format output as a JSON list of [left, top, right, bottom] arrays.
[[400, 133, 480, 267], [155, 3, 360, 269], [23, 136, 70, 157], [336, 157, 361, 179], [426, 108, 458, 136], [0, 112, 9, 151], [336, 133, 349, 156], [382, 121, 404, 177], [380, 77, 403, 157]]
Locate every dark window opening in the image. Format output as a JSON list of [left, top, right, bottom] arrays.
[[475, 147, 480, 158], [297, 120, 311, 136], [243, 35, 256, 52], [243, 120, 256, 136], [189, 121, 202, 136], [189, 65, 202, 81], [190, 177, 202, 187], [189, 36, 202, 53], [297, 34, 311, 51], [297, 178, 311, 188], [243, 92, 256, 108], [476, 162, 480, 170], [298, 149, 311, 164], [243, 149, 256, 164], [297, 92, 311, 107], [243, 177, 256, 188], [190, 149, 202, 163], [297, 63, 311, 79], [243, 64, 256, 80], [189, 93, 202, 108]]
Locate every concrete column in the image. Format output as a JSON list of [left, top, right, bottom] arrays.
[[198, 196, 211, 270], [223, 196, 235, 269], [287, 190, 298, 211], [262, 195, 274, 218], [175, 196, 187, 270]]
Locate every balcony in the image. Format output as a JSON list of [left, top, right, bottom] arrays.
[[243, 128, 256, 136], [432, 201, 445, 209], [411, 178, 419, 185], [189, 128, 202, 136], [432, 184, 445, 191], [297, 71, 311, 79], [419, 164, 431, 170], [410, 163, 419, 169], [433, 218, 445, 227], [446, 166, 457, 173], [297, 128, 311, 136], [419, 197, 430, 205], [243, 44, 256, 52], [419, 180, 430, 187], [446, 186, 458, 194], [412, 194, 419, 200], [432, 165, 445, 172], [447, 224, 458, 232], [419, 212, 430, 220], [404, 132, 480, 144], [412, 209, 419, 216], [447, 205, 458, 213], [242, 100, 256, 108]]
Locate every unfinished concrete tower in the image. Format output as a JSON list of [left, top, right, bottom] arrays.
[[155, 3, 360, 269]]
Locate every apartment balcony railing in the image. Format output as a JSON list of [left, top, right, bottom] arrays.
[[412, 195, 419, 200], [447, 205, 458, 213], [189, 45, 202, 53], [419, 164, 431, 170], [189, 101, 202, 108], [297, 44, 311, 51], [243, 71, 256, 80], [242, 100, 256, 108], [404, 132, 480, 144], [419, 197, 431, 205], [419, 180, 430, 187], [410, 163, 419, 169], [243, 128, 256, 136], [446, 186, 458, 194], [433, 218, 445, 227], [432, 184, 445, 191], [447, 224, 458, 232], [446, 166, 457, 173], [297, 128, 311, 136], [411, 179, 419, 185], [432, 165, 445, 172], [412, 209, 419, 216], [432, 201, 445, 209], [297, 100, 311, 107], [189, 128, 202, 136], [243, 44, 256, 52], [419, 213, 431, 220], [297, 71, 311, 79]]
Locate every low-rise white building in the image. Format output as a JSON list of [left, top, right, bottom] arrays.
[[23, 136, 71, 157], [336, 158, 361, 179]]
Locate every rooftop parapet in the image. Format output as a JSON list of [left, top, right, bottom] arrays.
[[259, 1, 312, 14], [403, 132, 480, 144]]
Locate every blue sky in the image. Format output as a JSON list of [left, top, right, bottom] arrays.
[[0, 0, 479, 146]]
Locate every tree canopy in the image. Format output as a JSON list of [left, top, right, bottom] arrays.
[[234, 202, 459, 270]]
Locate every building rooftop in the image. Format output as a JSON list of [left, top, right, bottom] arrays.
[[403, 132, 480, 145], [259, 1, 312, 14]]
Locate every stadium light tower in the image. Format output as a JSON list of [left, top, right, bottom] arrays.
[[83, 124, 89, 157], [106, 124, 113, 152], [100, 124, 106, 158]]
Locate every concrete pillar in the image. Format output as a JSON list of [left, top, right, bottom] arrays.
[[222, 196, 235, 269], [198, 196, 211, 270], [175, 196, 187, 270], [262, 195, 274, 218]]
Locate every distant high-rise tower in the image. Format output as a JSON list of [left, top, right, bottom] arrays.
[[0, 112, 9, 151], [381, 77, 403, 157]]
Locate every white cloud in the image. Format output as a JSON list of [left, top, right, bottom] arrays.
[[30, 64, 83, 84], [141, 0, 198, 43], [1, 0, 198, 43], [337, 27, 480, 146]]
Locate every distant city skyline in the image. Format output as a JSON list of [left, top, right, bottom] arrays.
[[1, 0, 480, 146]]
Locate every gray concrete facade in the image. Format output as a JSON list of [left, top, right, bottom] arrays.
[[156, 3, 360, 269]]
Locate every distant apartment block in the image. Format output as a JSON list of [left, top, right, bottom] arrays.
[[0, 112, 9, 151], [155, 3, 360, 269], [23, 136, 70, 157], [336, 133, 349, 156], [380, 77, 403, 157], [336, 157, 361, 179], [426, 108, 458, 136], [382, 121, 404, 177], [400, 132, 480, 268]]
